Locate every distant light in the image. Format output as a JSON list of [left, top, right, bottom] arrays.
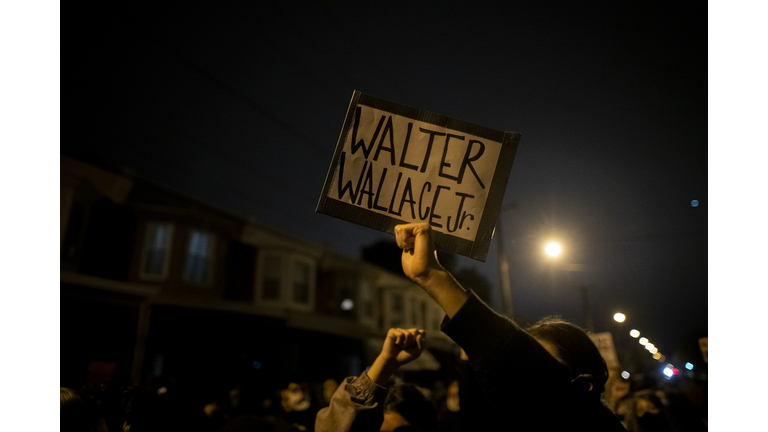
[[545, 243, 561, 257], [157, 386, 168, 395], [672, 368, 680, 375], [252, 361, 262, 369], [663, 367, 674, 377], [649, 347, 658, 354], [645, 343, 655, 351], [621, 371, 630, 379], [691, 200, 699, 207], [685, 362, 694, 370], [658, 354, 666, 362], [613, 313, 626, 323], [630, 329, 640, 338], [653, 353, 662, 360], [340, 299, 354, 311], [639, 337, 649, 345]]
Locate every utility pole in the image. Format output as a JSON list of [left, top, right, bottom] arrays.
[[578, 285, 594, 332], [497, 218, 514, 319]]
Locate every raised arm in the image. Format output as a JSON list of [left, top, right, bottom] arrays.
[[315, 328, 426, 432], [368, 327, 426, 385], [394, 223, 469, 318]]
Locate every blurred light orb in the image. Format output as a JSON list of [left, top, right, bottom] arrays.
[[653, 353, 662, 360], [545, 243, 561, 257], [639, 337, 649, 345], [645, 343, 655, 351], [341, 299, 354, 311], [630, 329, 640, 338], [691, 200, 699, 207], [663, 367, 674, 377], [685, 362, 694, 370], [613, 313, 626, 323], [649, 347, 658, 354], [621, 371, 630, 379], [252, 361, 262, 369]]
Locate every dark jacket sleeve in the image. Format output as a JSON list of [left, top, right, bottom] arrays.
[[441, 291, 572, 419], [442, 291, 627, 431], [315, 371, 388, 432]]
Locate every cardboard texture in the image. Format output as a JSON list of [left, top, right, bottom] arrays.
[[317, 91, 520, 261]]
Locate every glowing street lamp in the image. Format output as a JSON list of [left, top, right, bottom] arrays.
[[630, 329, 640, 338], [545, 243, 562, 257], [613, 313, 626, 323], [639, 337, 649, 346]]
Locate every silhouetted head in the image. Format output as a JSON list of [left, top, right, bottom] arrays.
[[382, 383, 438, 432], [60, 387, 108, 432], [526, 317, 609, 398]]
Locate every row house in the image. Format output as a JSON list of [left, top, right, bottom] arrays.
[[60, 156, 457, 389]]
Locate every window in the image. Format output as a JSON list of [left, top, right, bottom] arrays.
[[262, 256, 282, 300], [293, 261, 310, 304], [183, 229, 216, 285], [255, 251, 316, 311], [140, 222, 174, 280], [390, 293, 404, 328]]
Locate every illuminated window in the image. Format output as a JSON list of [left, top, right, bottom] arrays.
[[183, 230, 215, 285], [139, 222, 174, 280]]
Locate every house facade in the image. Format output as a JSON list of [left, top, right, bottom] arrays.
[[60, 156, 458, 391]]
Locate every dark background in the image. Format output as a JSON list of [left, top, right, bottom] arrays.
[[64, 1, 706, 367]]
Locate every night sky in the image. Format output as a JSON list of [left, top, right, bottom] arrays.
[[62, 1, 708, 366]]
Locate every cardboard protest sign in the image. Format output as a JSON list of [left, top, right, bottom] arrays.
[[316, 91, 520, 261], [589, 332, 620, 370]]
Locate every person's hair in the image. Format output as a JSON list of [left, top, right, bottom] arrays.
[[60, 387, 108, 432], [61, 387, 81, 409], [526, 317, 609, 397], [384, 383, 438, 432]]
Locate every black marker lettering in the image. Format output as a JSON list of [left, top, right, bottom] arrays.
[[357, 162, 376, 208], [398, 177, 417, 219], [446, 192, 475, 233], [398, 122, 419, 171], [388, 172, 404, 215], [372, 166, 389, 211], [337, 152, 367, 203], [350, 107, 385, 159], [438, 133, 464, 182], [373, 116, 396, 165], [418, 128, 445, 173], [428, 185, 450, 228], [458, 139, 486, 189], [418, 182, 432, 220]]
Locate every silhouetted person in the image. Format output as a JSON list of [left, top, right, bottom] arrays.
[[393, 223, 625, 431], [61, 387, 108, 432], [624, 389, 672, 432], [316, 327, 437, 431]]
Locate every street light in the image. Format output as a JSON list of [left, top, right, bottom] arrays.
[[613, 313, 626, 323], [545, 242, 562, 257]]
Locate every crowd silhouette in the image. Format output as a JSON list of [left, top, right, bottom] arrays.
[[62, 224, 707, 431]]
